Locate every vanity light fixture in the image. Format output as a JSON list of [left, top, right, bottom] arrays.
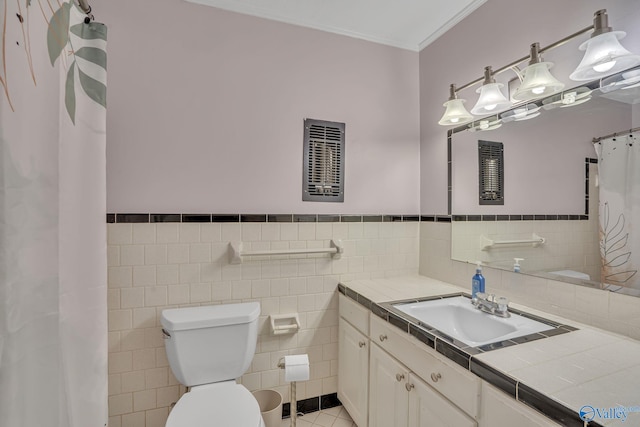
[[600, 66, 640, 93], [541, 87, 592, 110], [500, 104, 541, 122], [512, 43, 565, 101], [438, 84, 474, 125], [570, 10, 640, 81], [467, 117, 502, 132], [470, 66, 512, 115], [438, 9, 640, 126]]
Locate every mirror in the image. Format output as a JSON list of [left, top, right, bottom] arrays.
[[449, 68, 640, 297]]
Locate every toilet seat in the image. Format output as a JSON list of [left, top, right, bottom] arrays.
[[166, 382, 264, 427]]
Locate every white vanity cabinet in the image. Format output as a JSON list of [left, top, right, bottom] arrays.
[[339, 294, 480, 426], [408, 373, 477, 427], [369, 314, 480, 422], [339, 292, 563, 427], [368, 344, 409, 427], [369, 343, 476, 427], [479, 382, 561, 427], [338, 295, 370, 427]]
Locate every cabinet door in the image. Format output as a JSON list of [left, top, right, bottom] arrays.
[[338, 318, 369, 427], [408, 374, 477, 427], [369, 344, 410, 427], [479, 382, 561, 427]]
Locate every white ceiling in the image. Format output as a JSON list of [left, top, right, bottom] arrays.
[[183, 0, 487, 51]]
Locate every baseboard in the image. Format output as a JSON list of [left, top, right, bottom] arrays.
[[281, 392, 341, 419]]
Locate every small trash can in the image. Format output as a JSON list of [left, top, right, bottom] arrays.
[[253, 389, 283, 427]]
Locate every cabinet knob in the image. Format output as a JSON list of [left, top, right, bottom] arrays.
[[379, 334, 388, 342], [358, 341, 366, 348], [430, 372, 442, 382], [405, 383, 415, 392], [395, 373, 405, 382]]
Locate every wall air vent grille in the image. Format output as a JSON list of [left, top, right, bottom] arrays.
[[478, 140, 504, 205], [303, 119, 345, 202]]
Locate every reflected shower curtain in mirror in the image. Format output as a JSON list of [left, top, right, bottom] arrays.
[[0, 2, 108, 426], [595, 133, 640, 291]]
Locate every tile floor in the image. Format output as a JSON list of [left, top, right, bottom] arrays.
[[279, 405, 357, 427]]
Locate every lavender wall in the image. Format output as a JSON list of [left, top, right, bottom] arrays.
[[102, 0, 420, 214], [420, 0, 640, 214]]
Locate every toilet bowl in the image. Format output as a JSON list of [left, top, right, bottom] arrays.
[[548, 269, 591, 280], [161, 302, 264, 427]]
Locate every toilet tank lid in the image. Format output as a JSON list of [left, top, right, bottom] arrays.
[[161, 302, 260, 331]]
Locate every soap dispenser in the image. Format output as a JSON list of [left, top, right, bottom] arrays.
[[472, 262, 485, 299], [513, 258, 524, 273]]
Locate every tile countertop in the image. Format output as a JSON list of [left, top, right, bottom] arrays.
[[342, 275, 640, 427]]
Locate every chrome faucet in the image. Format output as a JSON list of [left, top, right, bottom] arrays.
[[471, 292, 510, 318]]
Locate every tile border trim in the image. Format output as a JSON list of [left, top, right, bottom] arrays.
[[107, 213, 423, 224], [106, 213, 592, 224], [450, 214, 589, 222]]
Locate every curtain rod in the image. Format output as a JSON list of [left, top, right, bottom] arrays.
[[593, 126, 640, 143]]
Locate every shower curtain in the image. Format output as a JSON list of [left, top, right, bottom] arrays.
[[595, 132, 640, 290], [0, 2, 108, 426]]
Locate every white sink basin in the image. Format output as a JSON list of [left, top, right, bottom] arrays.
[[392, 296, 552, 347]]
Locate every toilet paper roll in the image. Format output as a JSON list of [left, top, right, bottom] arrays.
[[284, 354, 309, 382]]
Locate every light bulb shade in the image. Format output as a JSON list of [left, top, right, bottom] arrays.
[[471, 83, 511, 115], [438, 98, 474, 126], [570, 31, 640, 81], [512, 62, 565, 100]]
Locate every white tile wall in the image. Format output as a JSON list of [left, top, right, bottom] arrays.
[[451, 218, 600, 279], [420, 221, 640, 341], [107, 221, 419, 427]]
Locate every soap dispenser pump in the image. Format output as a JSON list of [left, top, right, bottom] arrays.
[[513, 258, 524, 273], [472, 262, 485, 299]]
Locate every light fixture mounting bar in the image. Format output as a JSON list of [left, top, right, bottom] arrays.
[[453, 24, 595, 94], [538, 25, 594, 56]]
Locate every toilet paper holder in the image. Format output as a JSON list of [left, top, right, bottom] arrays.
[[270, 314, 300, 335], [278, 354, 309, 427]]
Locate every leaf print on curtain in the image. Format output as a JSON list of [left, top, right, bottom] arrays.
[[595, 133, 640, 291], [2, 0, 106, 122], [47, 1, 107, 123], [0, 2, 108, 427]]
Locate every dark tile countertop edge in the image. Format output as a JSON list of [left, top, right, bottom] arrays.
[[338, 284, 601, 427]]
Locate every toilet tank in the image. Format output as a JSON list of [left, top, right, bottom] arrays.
[[161, 302, 260, 387]]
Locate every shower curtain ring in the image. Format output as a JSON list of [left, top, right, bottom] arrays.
[[83, 5, 94, 24]]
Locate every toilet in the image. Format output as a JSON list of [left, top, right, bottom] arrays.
[[161, 302, 265, 427]]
